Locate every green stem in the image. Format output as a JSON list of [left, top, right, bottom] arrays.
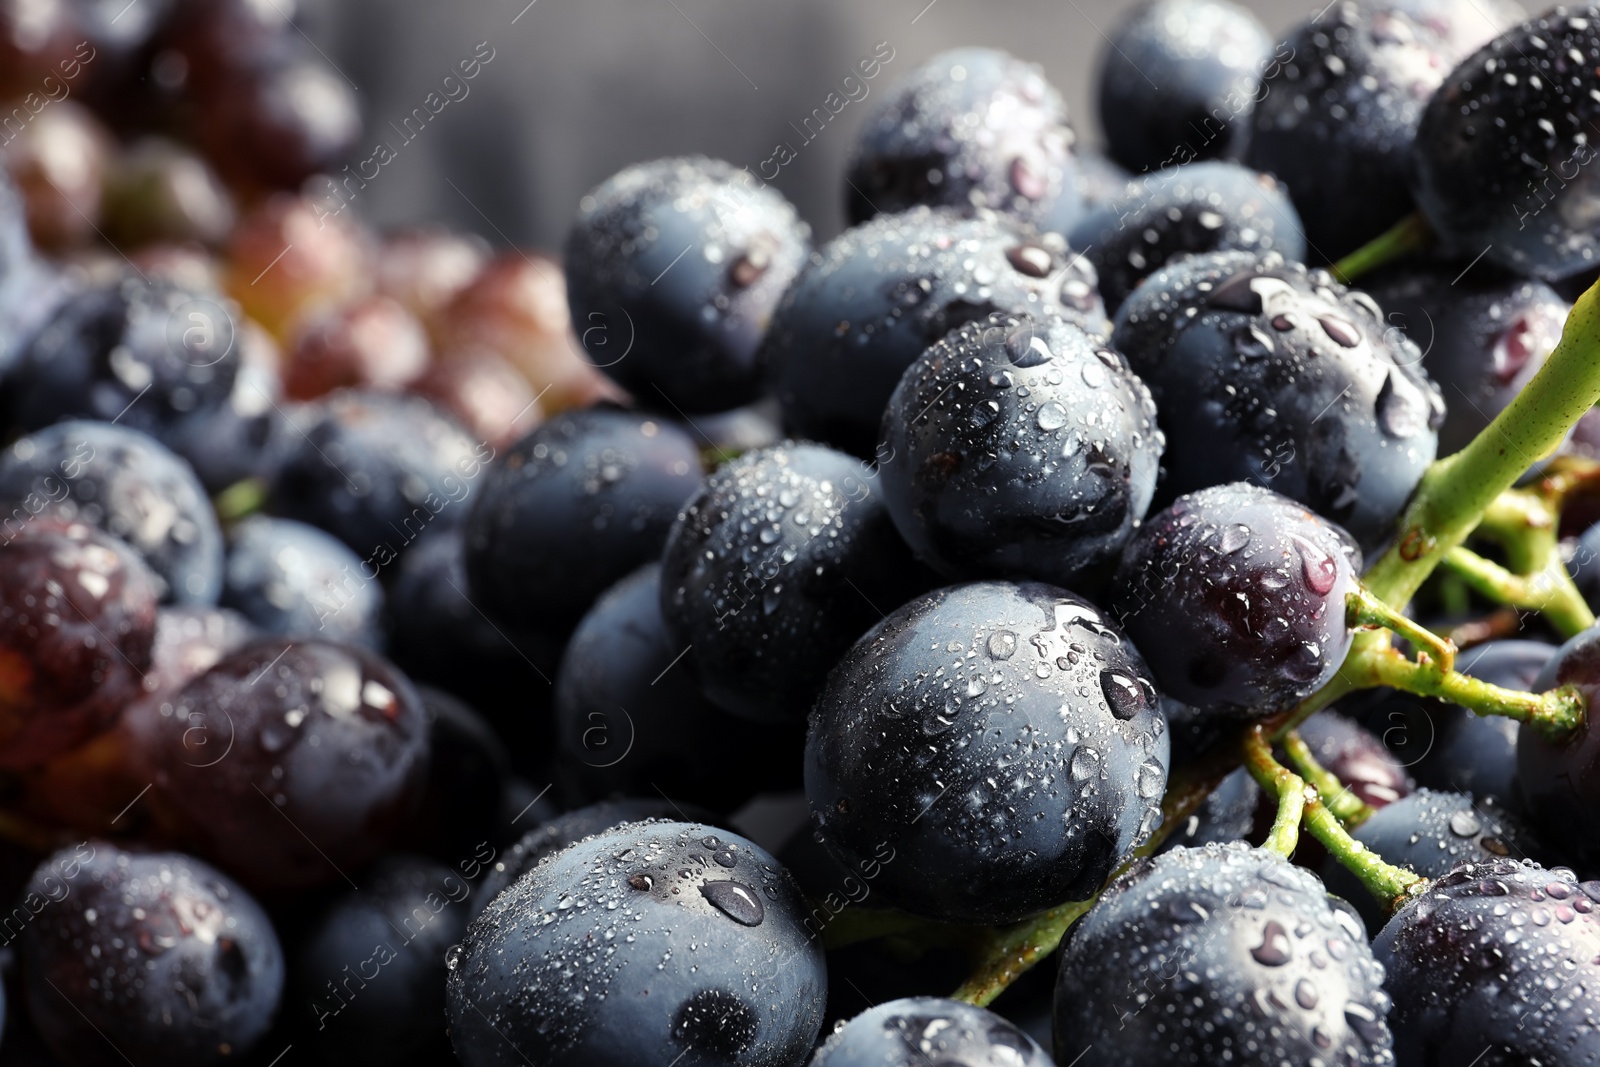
[[1440, 546, 1595, 638], [1363, 644, 1586, 741], [1330, 212, 1435, 283], [1282, 731, 1376, 827], [1244, 726, 1423, 912], [1364, 278, 1600, 608], [1346, 584, 1456, 672], [214, 476, 268, 524]]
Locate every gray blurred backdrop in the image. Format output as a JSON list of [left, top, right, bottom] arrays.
[[304, 0, 1316, 251]]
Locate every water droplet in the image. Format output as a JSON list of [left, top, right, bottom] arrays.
[[1293, 535, 1339, 596], [1251, 920, 1292, 966], [1006, 243, 1054, 277], [1318, 315, 1362, 347], [1101, 670, 1147, 720], [1069, 746, 1101, 781], [1376, 372, 1426, 439], [1036, 402, 1069, 431], [700, 881, 765, 926], [987, 631, 1017, 660], [1219, 524, 1251, 554], [729, 247, 770, 288], [1344, 1003, 1385, 1045], [1009, 154, 1048, 200], [628, 873, 654, 891], [1004, 323, 1052, 368], [1295, 978, 1319, 1009], [1449, 810, 1482, 837], [1135, 758, 1165, 798]]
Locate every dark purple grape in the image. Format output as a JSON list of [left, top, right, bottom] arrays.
[[564, 157, 810, 414], [806, 580, 1169, 924], [4, 277, 241, 441], [1297, 710, 1414, 810], [414, 686, 509, 864], [877, 311, 1162, 590], [267, 389, 489, 560], [1366, 264, 1568, 455], [1517, 624, 1600, 869], [21, 842, 283, 1066], [1247, 1, 1483, 261], [1112, 251, 1443, 550], [1157, 766, 1262, 852], [384, 527, 553, 724], [660, 442, 932, 723], [846, 47, 1081, 235], [0, 420, 224, 603], [468, 798, 716, 918], [292, 855, 467, 1065], [1322, 790, 1542, 932], [1069, 161, 1306, 315], [1413, 7, 1600, 280], [446, 821, 826, 1067], [196, 57, 362, 191], [0, 517, 157, 768], [221, 515, 383, 651], [1374, 858, 1600, 1063], [123, 638, 430, 893], [1053, 843, 1393, 1066], [463, 407, 702, 637], [1097, 0, 1274, 173], [556, 563, 800, 808], [1112, 482, 1361, 716], [762, 207, 1105, 458], [813, 997, 1051, 1066]]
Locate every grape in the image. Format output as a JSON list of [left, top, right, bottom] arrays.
[[1112, 251, 1442, 550], [20, 843, 284, 1066], [0, 517, 157, 768], [1053, 843, 1394, 1065], [281, 296, 429, 400], [1112, 482, 1361, 716], [1412, 6, 1600, 280], [0, 421, 224, 604], [446, 821, 825, 1067], [806, 580, 1169, 924], [123, 638, 430, 893], [556, 563, 800, 808], [1097, 0, 1273, 173], [565, 156, 811, 413], [1321, 789, 1543, 932], [846, 47, 1081, 235], [877, 310, 1162, 590], [221, 515, 384, 651], [463, 407, 701, 637], [812, 997, 1052, 1066], [762, 206, 1104, 458], [1374, 858, 1600, 1063], [660, 442, 933, 723]]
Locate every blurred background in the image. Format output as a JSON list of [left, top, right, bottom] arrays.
[[304, 0, 1318, 248]]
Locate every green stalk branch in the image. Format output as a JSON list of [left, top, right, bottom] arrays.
[[1347, 584, 1456, 671], [1330, 212, 1435, 283], [1441, 546, 1594, 638], [1364, 278, 1600, 609], [1362, 644, 1585, 741], [1282, 731, 1375, 827], [1244, 726, 1423, 913]]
